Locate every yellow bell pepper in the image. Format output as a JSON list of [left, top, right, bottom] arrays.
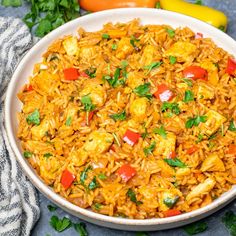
[[159, 0, 228, 31]]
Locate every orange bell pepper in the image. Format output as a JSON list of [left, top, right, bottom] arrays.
[[79, 0, 157, 12]]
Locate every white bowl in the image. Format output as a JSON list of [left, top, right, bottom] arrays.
[[5, 8, 236, 231]]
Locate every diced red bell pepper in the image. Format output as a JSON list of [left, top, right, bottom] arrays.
[[78, 70, 89, 77], [63, 68, 79, 80], [61, 169, 75, 189], [123, 129, 140, 146], [24, 84, 33, 92], [228, 144, 236, 155], [186, 146, 198, 155], [153, 84, 174, 102], [117, 164, 136, 182], [226, 57, 236, 75], [168, 151, 177, 159], [163, 209, 182, 217], [195, 32, 203, 39], [110, 144, 116, 152], [183, 66, 208, 81]]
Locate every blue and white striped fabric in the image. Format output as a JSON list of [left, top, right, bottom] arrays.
[[0, 17, 40, 236]]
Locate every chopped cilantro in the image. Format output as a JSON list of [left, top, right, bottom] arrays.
[[23, 151, 32, 158], [161, 102, 181, 115], [143, 141, 156, 156], [74, 222, 88, 236], [163, 196, 179, 208], [110, 110, 126, 121], [80, 165, 92, 185], [1, 0, 22, 7], [166, 28, 175, 38], [229, 119, 236, 131], [196, 133, 204, 143], [98, 173, 107, 180], [127, 188, 142, 205], [44, 153, 53, 158], [133, 83, 152, 99], [88, 177, 99, 190], [47, 204, 57, 212], [169, 56, 177, 65], [65, 116, 72, 126], [153, 125, 167, 139], [164, 158, 187, 168], [85, 67, 96, 78], [111, 44, 117, 50], [103, 68, 124, 87], [81, 95, 95, 112], [185, 115, 207, 129], [184, 221, 207, 235], [143, 61, 162, 74], [130, 35, 140, 48], [49, 215, 72, 232], [183, 90, 194, 103], [26, 109, 40, 125], [102, 33, 110, 39], [93, 203, 102, 211]]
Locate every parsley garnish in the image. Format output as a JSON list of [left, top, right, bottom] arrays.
[[164, 158, 187, 168], [65, 116, 72, 126], [88, 177, 99, 190], [47, 204, 57, 212], [74, 222, 88, 236], [229, 119, 236, 131], [143, 61, 162, 74], [23, 151, 32, 158], [166, 28, 175, 38], [26, 109, 40, 125], [183, 90, 194, 103], [111, 44, 117, 50], [102, 33, 110, 39], [161, 102, 181, 115], [169, 56, 177, 65], [185, 115, 207, 129], [133, 83, 152, 99], [163, 196, 179, 208], [143, 141, 156, 156], [110, 110, 126, 121], [81, 95, 95, 112], [50, 216, 72, 232], [153, 125, 167, 139], [127, 188, 142, 205], [184, 221, 207, 235]]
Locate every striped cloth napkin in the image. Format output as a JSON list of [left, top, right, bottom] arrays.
[[0, 17, 40, 236]]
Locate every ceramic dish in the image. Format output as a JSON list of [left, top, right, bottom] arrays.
[[5, 8, 236, 231]]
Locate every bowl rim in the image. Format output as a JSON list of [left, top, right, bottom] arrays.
[[5, 7, 236, 226]]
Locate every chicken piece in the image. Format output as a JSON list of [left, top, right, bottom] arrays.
[[62, 36, 78, 56], [140, 45, 156, 67], [165, 116, 185, 134], [200, 60, 219, 86], [130, 97, 149, 120], [116, 37, 134, 59], [25, 140, 54, 154], [31, 119, 50, 140], [80, 46, 98, 61], [118, 119, 140, 137], [18, 91, 44, 114], [164, 41, 197, 62], [176, 167, 191, 178], [200, 109, 227, 136], [186, 178, 216, 203], [80, 80, 106, 107], [156, 159, 175, 178], [84, 130, 114, 154], [154, 132, 176, 157], [159, 189, 181, 211], [138, 186, 159, 208], [31, 71, 58, 95], [201, 153, 225, 172], [126, 71, 144, 89], [70, 148, 89, 167], [39, 155, 60, 181], [196, 82, 215, 100]]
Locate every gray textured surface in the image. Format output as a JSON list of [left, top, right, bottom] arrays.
[[1, 1, 236, 235]]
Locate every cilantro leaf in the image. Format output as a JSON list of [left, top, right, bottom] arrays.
[[98, 173, 107, 180], [23, 151, 32, 158], [143, 141, 156, 156], [166, 28, 175, 38], [130, 35, 140, 49], [74, 222, 88, 236], [143, 61, 162, 74], [153, 125, 167, 139], [26, 109, 40, 125], [44, 153, 53, 158], [222, 211, 236, 236], [85, 67, 96, 78], [93, 203, 102, 211], [111, 44, 117, 50], [164, 158, 187, 168], [161, 102, 181, 115], [103, 68, 124, 87], [49, 215, 72, 232], [88, 177, 99, 190], [1, 0, 22, 7], [65, 116, 72, 126], [169, 56, 177, 65], [102, 33, 110, 39], [133, 83, 152, 99], [81, 95, 95, 112], [163, 196, 179, 208], [127, 188, 142, 205], [185, 115, 207, 129], [183, 90, 194, 103], [47, 204, 57, 212], [110, 110, 126, 121], [35, 19, 52, 37], [80, 166, 92, 185], [229, 119, 236, 131], [184, 221, 208, 235]]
